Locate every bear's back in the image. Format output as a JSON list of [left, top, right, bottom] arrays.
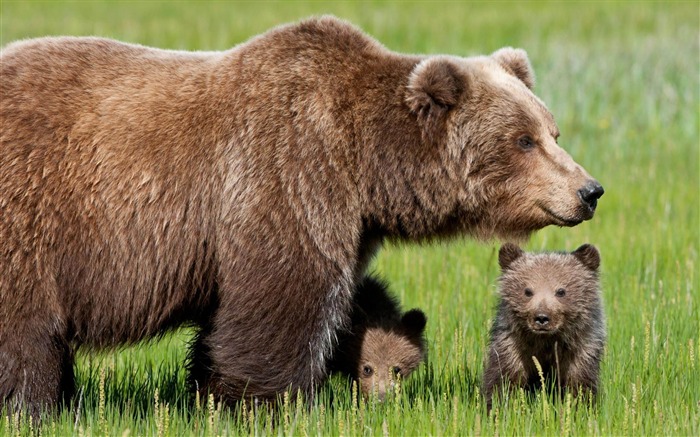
[[1, 37, 222, 136]]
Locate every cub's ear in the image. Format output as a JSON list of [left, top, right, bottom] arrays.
[[491, 47, 535, 89], [400, 309, 427, 337], [572, 244, 600, 272], [405, 57, 464, 141], [498, 243, 524, 271]]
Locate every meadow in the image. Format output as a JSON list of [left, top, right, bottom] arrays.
[[1, 1, 698, 435]]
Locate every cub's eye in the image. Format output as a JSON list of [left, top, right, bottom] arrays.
[[555, 288, 566, 297], [524, 288, 533, 297], [392, 366, 402, 376], [518, 135, 535, 150], [362, 365, 373, 377]]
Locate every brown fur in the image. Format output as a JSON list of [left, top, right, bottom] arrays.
[[483, 244, 606, 409], [328, 276, 426, 400], [0, 16, 602, 416]]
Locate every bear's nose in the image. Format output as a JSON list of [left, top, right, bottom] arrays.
[[534, 314, 549, 325], [578, 181, 604, 211]]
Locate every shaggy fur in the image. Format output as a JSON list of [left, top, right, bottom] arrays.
[[0, 16, 603, 416], [483, 244, 606, 409], [328, 276, 426, 400]]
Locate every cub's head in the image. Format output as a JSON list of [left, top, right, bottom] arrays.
[[405, 48, 603, 241], [356, 309, 427, 400], [497, 243, 601, 335]]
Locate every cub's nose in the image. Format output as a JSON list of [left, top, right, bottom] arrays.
[[578, 181, 604, 211], [534, 314, 550, 326]]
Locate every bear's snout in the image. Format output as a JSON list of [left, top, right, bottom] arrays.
[[530, 312, 553, 332], [527, 305, 561, 333], [534, 313, 550, 326], [362, 378, 393, 401], [577, 180, 604, 214]]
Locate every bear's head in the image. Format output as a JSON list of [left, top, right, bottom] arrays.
[[497, 243, 602, 335], [356, 309, 427, 401], [403, 48, 603, 241]]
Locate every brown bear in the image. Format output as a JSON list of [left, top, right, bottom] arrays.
[[328, 275, 426, 400], [483, 243, 606, 410], [0, 16, 603, 416]]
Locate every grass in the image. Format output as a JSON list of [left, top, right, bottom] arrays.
[[1, 0, 698, 435]]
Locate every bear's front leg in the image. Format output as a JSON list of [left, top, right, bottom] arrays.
[[188, 258, 355, 404], [0, 316, 74, 419], [483, 334, 527, 411], [563, 349, 602, 400]]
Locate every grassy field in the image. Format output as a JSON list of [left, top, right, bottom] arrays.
[[1, 1, 698, 435]]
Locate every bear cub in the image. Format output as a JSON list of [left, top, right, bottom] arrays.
[[483, 243, 606, 409], [329, 275, 427, 400]]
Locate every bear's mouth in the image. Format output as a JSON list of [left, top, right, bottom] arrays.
[[538, 204, 584, 227], [527, 323, 561, 335]]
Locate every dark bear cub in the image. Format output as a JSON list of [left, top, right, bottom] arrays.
[[483, 243, 606, 409], [329, 275, 427, 400]]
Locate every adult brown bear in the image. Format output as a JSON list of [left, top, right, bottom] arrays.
[[0, 16, 602, 415]]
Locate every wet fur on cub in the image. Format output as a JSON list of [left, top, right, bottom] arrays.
[[483, 243, 606, 409]]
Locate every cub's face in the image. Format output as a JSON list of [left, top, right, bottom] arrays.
[[497, 243, 601, 335], [356, 329, 422, 400], [406, 49, 603, 241], [356, 310, 426, 401]]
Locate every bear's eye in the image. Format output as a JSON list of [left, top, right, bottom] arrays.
[[555, 288, 566, 297], [518, 135, 535, 150], [362, 365, 373, 377], [392, 366, 402, 376], [524, 288, 533, 297]]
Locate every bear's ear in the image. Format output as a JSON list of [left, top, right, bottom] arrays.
[[572, 244, 600, 272], [491, 47, 535, 89], [405, 57, 464, 141], [400, 309, 427, 338], [499, 243, 524, 271]]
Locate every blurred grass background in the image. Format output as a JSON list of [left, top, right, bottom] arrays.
[[1, 1, 698, 435]]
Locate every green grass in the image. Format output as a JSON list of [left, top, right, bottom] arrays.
[[1, 1, 698, 435]]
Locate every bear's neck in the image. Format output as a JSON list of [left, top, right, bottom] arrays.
[[348, 55, 470, 242]]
